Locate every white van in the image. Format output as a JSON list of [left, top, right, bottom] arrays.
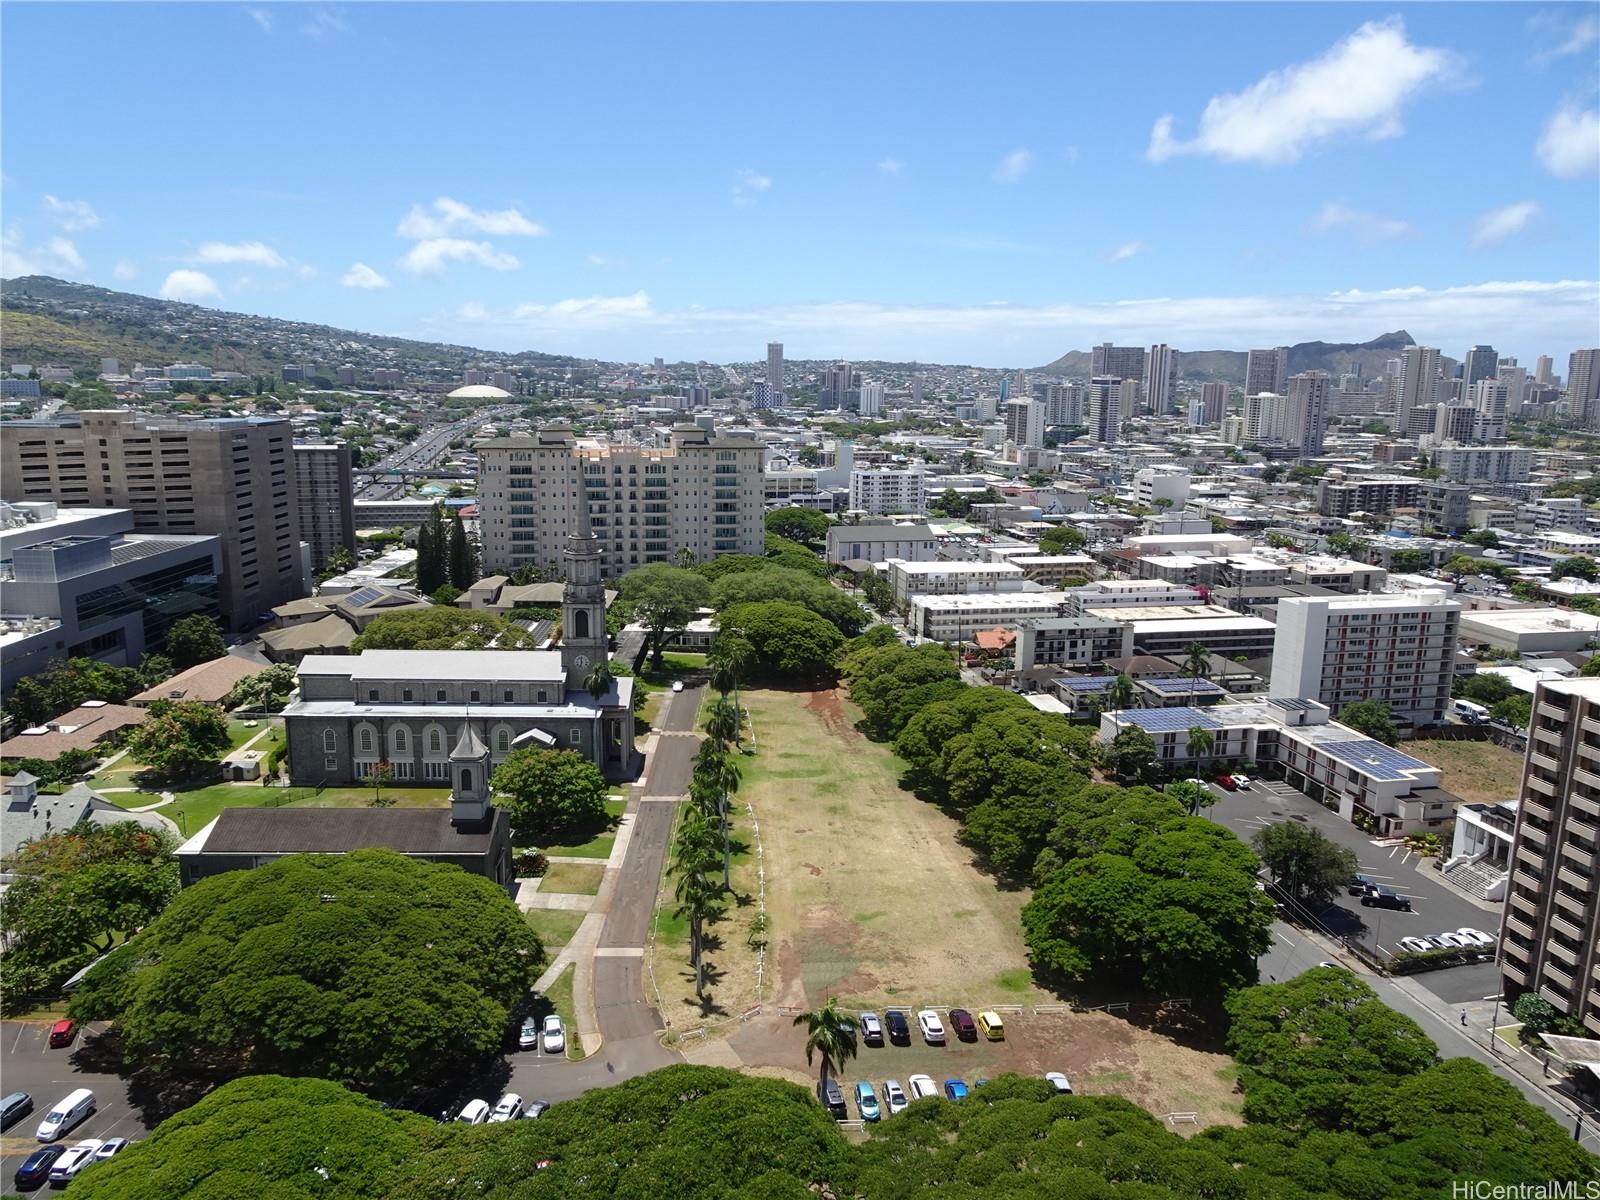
[[1453, 699, 1490, 724], [35, 1088, 95, 1142], [455, 1099, 491, 1124]]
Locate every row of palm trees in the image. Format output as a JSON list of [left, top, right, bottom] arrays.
[[667, 634, 752, 999]]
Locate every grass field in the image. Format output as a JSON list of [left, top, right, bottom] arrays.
[[524, 908, 586, 952], [539, 861, 605, 896], [540, 798, 625, 859], [1406, 738, 1525, 804]]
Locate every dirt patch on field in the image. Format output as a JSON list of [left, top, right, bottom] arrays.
[[803, 687, 853, 737]]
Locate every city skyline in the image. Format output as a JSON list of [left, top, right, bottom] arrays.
[[2, 3, 1597, 364]]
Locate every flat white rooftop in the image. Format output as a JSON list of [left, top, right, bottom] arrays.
[[1459, 608, 1600, 634], [298, 649, 565, 681]]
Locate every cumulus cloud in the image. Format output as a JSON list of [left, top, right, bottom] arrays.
[[1535, 103, 1600, 178], [1147, 18, 1456, 164], [1471, 201, 1541, 247], [396, 197, 547, 240], [1, 229, 85, 277], [400, 238, 520, 274], [193, 240, 287, 268], [993, 148, 1033, 182], [877, 158, 905, 174], [159, 269, 222, 302], [1530, 11, 1599, 63], [510, 292, 655, 327], [42, 196, 102, 232], [1104, 240, 1147, 263], [732, 169, 773, 207], [112, 259, 138, 281], [341, 262, 389, 288], [1309, 201, 1416, 241]]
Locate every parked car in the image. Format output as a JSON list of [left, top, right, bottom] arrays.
[[12, 1146, 64, 1191], [1399, 936, 1435, 953], [854, 1081, 880, 1121], [46, 1020, 76, 1050], [489, 1093, 524, 1123], [907, 1074, 938, 1101], [1360, 886, 1412, 912], [93, 1138, 131, 1161], [35, 1089, 94, 1142], [671, 681, 684, 693], [520, 1101, 551, 1120], [973, 1077, 991, 1088], [1, 1092, 34, 1132], [976, 1011, 1005, 1041], [916, 1010, 946, 1045], [859, 1012, 884, 1046], [542, 1015, 565, 1054], [818, 1078, 847, 1119], [1213, 774, 1238, 791], [1044, 1072, 1073, 1094], [943, 1079, 969, 1100], [1430, 933, 1468, 949], [885, 1010, 911, 1045], [456, 1099, 491, 1124], [48, 1140, 104, 1186], [519, 1018, 539, 1050], [882, 1079, 909, 1114], [948, 1009, 977, 1042], [1347, 873, 1379, 896], [1456, 927, 1495, 948], [1232, 774, 1252, 790]]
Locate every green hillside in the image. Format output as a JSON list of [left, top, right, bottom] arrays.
[[0, 309, 246, 374]]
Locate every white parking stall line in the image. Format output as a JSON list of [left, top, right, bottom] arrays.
[[1274, 931, 1296, 948]]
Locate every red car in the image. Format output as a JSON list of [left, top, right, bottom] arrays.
[[47, 1019, 76, 1049], [1213, 774, 1238, 792]]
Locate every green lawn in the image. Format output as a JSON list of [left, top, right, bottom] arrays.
[[102, 790, 166, 809], [156, 783, 281, 836], [532, 963, 585, 1060], [524, 908, 586, 952], [540, 798, 625, 859], [226, 718, 275, 750], [288, 786, 451, 809], [638, 652, 706, 687], [539, 861, 605, 896]]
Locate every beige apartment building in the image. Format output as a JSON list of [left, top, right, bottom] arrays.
[[474, 423, 764, 577], [1, 410, 306, 630], [1502, 677, 1600, 1035], [293, 443, 356, 572]]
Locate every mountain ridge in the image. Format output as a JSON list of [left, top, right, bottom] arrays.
[[1035, 330, 1417, 386]]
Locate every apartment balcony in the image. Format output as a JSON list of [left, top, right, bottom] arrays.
[[1534, 725, 1564, 750], [1525, 774, 1557, 801], [1548, 939, 1580, 967], [1529, 750, 1560, 773], [1565, 843, 1595, 871], [1502, 960, 1528, 985], [1509, 889, 1540, 916], [1555, 889, 1589, 919], [1523, 794, 1555, 822], [1574, 792, 1600, 821], [1552, 912, 1587, 943], [1558, 864, 1593, 890], [1576, 767, 1600, 793], [1507, 911, 1537, 939], [1520, 823, 1549, 849], [1544, 962, 1575, 992]]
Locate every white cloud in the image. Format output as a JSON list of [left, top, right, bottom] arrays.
[[400, 238, 520, 274], [341, 262, 389, 288], [396, 197, 548, 240], [243, 5, 273, 32], [1471, 201, 1541, 247], [299, 7, 348, 38], [193, 240, 287, 268], [159, 269, 222, 302], [431, 279, 1599, 368], [1535, 102, 1600, 178], [877, 158, 905, 175], [1147, 18, 1456, 164], [993, 148, 1033, 182], [1, 229, 85, 277], [112, 259, 138, 281], [1104, 240, 1148, 263], [586, 253, 612, 267], [1531, 11, 1599, 63], [732, 169, 773, 207], [41, 196, 102, 233], [1309, 201, 1416, 241]]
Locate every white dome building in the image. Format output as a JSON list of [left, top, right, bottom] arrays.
[[447, 384, 513, 400]]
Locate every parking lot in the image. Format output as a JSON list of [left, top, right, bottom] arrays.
[[0, 1021, 149, 1191], [1204, 777, 1506, 1006]]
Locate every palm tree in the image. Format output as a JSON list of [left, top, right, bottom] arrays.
[[703, 695, 742, 748], [584, 660, 614, 701], [1182, 642, 1211, 706], [693, 742, 743, 888], [670, 809, 721, 997], [708, 634, 753, 746], [1106, 673, 1136, 712], [792, 997, 859, 1088], [1186, 725, 1214, 763]]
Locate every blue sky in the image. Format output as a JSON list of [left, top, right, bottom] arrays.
[[3, 2, 1597, 366]]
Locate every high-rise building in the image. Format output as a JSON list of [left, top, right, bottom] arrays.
[[100, 358, 119, 377], [821, 363, 857, 410], [848, 466, 925, 515], [474, 423, 764, 577], [1243, 392, 1286, 442], [1270, 592, 1460, 726], [998, 377, 1010, 402], [1036, 382, 1085, 426], [336, 365, 356, 387], [684, 384, 710, 408], [1462, 345, 1498, 389], [1566, 349, 1600, 414], [293, 443, 356, 572], [1, 411, 306, 630], [1003, 398, 1045, 448], [1090, 343, 1146, 383], [1087, 376, 1125, 443], [1220, 414, 1245, 445], [1396, 345, 1442, 436], [1534, 354, 1555, 385], [463, 369, 485, 386], [858, 381, 885, 418], [1498, 676, 1600, 1035], [1285, 371, 1329, 459], [1468, 379, 1509, 442], [750, 381, 777, 410], [1199, 381, 1227, 425], [911, 373, 924, 405], [1429, 444, 1532, 483], [766, 342, 784, 394], [1144, 344, 1174, 415], [1245, 347, 1289, 397]]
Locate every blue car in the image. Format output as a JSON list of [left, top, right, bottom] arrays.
[[13, 1145, 65, 1191], [943, 1079, 968, 1100], [855, 1081, 881, 1121]]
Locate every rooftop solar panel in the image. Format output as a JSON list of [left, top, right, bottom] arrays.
[[343, 586, 384, 607], [1269, 697, 1316, 711], [1315, 738, 1430, 782], [1059, 675, 1119, 691], [1141, 677, 1226, 694], [1120, 708, 1227, 733]]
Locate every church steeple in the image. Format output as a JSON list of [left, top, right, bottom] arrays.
[[449, 720, 492, 830], [562, 474, 607, 691]]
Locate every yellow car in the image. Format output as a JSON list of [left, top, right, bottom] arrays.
[[977, 1011, 1005, 1041]]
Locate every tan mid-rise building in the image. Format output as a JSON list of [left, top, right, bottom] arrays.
[[1, 410, 306, 630], [474, 423, 763, 577], [1501, 677, 1600, 1036]]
